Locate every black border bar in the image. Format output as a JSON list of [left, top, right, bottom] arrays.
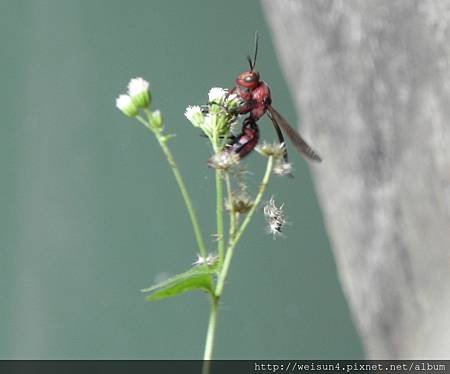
[[0, 360, 448, 374]]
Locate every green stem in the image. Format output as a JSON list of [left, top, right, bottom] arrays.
[[215, 169, 225, 261], [201, 156, 274, 370], [136, 115, 207, 256], [202, 297, 219, 374], [212, 131, 225, 262], [224, 173, 236, 245], [215, 156, 274, 296]]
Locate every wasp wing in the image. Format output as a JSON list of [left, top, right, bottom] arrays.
[[267, 105, 322, 162], [269, 116, 288, 162]]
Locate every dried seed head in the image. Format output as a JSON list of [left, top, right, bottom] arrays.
[[256, 141, 286, 159], [263, 197, 284, 220], [208, 150, 240, 170], [226, 193, 253, 214], [263, 197, 287, 239], [273, 161, 293, 176], [267, 220, 284, 238]]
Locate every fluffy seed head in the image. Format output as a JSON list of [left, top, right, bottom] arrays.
[[263, 197, 287, 239], [208, 150, 240, 170], [256, 142, 286, 159], [273, 161, 293, 176], [226, 194, 253, 214]]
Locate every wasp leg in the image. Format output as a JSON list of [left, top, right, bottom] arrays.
[[269, 119, 288, 163]]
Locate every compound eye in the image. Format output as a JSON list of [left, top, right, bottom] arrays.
[[244, 75, 255, 83]]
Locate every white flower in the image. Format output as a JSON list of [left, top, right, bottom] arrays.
[[128, 77, 149, 96], [115, 94, 138, 117], [208, 87, 228, 103], [273, 161, 293, 176], [184, 105, 205, 127], [116, 94, 132, 110], [127, 77, 151, 108], [208, 87, 242, 114], [186, 87, 242, 140], [192, 253, 218, 266], [224, 92, 243, 111]]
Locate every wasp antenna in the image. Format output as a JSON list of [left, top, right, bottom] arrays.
[[252, 30, 259, 70], [246, 55, 253, 70]]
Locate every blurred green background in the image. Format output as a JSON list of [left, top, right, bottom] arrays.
[[0, 0, 363, 359]]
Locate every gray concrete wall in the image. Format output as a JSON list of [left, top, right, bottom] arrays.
[[262, 0, 450, 358]]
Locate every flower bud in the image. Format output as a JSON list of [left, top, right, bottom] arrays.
[[149, 110, 163, 129], [127, 77, 151, 109], [116, 94, 139, 117]]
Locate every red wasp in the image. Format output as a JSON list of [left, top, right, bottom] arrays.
[[226, 33, 322, 162]]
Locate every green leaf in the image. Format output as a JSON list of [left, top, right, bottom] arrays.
[[141, 266, 216, 301]]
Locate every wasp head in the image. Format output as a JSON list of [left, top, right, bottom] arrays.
[[236, 70, 260, 90]]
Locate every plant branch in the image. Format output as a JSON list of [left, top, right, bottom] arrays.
[[201, 156, 274, 371], [215, 156, 274, 296], [136, 115, 207, 256]]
